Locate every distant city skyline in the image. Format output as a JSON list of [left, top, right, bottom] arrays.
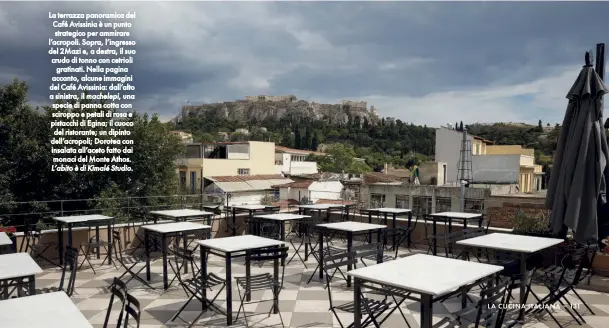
[[1, 1, 608, 126]]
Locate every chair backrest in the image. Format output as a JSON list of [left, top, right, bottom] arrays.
[[353, 242, 383, 261], [560, 245, 589, 284], [169, 247, 198, 279], [476, 279, 510, 328], [59, 246, 79, 296], [103, 277, 127, 328], [322, 250, 358, 307], [123, 292, 141, 328], [249, 246, 289, 287]]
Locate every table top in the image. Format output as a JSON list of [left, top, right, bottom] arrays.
[[298, 204, 345, 209], [196, 235, 284, 253], [149, 209, 214, 218], [429, 211, 482, 219], [232, 204, 267, 210], [0, 292, 93, 328], [255, 213, 311, 221], [456, 232, 564, 253], [347, 254, 503, 296], [0, 231, 12, 246], [0, 253, 43, 280], [366, 207, 412, 214], [317, 221, 387, 232], [142, 222, 212, 234], [52, 214, 113, 224]]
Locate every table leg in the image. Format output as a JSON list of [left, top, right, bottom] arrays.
[[407, 212, 413, 248], [145, 230, 151, 281], [57, 223, 64, 265], [28, 275, 35, 296], [280, 222, 286, 266], [518, 254, 527, 321], [448, 218, 453, 254], [107, 220, 113, 265], [207, 215, 212, 239], [225, 255, 233, 326], [377, 229, 382, 263], [319, 230, 324, 279], [67, 224, 73, 248], [232, 208, 237, 236], [347, 232, 353, 287], [392, 213, 397, 250], [162, 234, 168, 289], [183, 232, 188, 274], [383, 213, 388, 247], [432, 219, 438, 256], [354, 278, 362, 328], [368, 212, 373, 244], [200, 246, 207, 310], [95, 224, 101, 259], [273, 255, 279, 314], [421, 294, 433, 328], [245, 250, 251, 302]]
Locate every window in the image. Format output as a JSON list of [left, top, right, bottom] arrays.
[[396, 195, 409, 209], [412, 196, 432, 217], [190, 171, 196, 193], [435, 197, 452, 212], [238, 168, 250, 175], [179, 171, 187, 190], [464, 199, 485, 214], [370, 193, 385, 208]]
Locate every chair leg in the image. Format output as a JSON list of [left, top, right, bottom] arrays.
[[79, 245, 96, 274], [570, 287, 595, 315]]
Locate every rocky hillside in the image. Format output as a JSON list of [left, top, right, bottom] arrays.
[[176, 98, 381, 125]]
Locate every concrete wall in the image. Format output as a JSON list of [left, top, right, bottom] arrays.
[[435, 128, 473, 184], [472, 154, 520, 184], [471, 183, 520, 195], [418, 162, 446, 185]]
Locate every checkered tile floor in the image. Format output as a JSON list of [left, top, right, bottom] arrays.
[[31, 240, 609, 328]]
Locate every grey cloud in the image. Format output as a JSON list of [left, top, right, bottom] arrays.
[[1, 2, 609, 122]]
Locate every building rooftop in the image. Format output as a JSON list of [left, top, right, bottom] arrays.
[[275, 146, 326, 156]]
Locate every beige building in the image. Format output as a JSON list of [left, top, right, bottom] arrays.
[[435, 127, 543, 192], [176, 141, 280, 193]]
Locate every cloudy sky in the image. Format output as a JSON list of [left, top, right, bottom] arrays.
[[1, 1, 609, 127]]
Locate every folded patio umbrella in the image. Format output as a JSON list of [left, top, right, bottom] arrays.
[[546, 63, 609, 244]]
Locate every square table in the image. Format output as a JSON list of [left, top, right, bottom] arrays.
[[0, 232, 12, 246], [255, 213, 311, 265], [52, 214, 114, 265], [316, 221, 386, 287], [0, 291, 93, 327], [230, 205, 277, 236], [457, 232, 564, 320], [196, 235, 285, 326], [0, 253, 43, 298], [365, 208, 413, 249], [428, 212, 483, 255], [143, 222, 211, 289], [298, 204, 346, 222], [149, 209, 214, 224], [348, 254, 503, 328]]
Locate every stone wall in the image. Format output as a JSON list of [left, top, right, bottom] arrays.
[[486, 195, 548, 228]]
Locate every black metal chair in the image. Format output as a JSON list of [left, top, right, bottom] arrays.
[[528, 245, 589, 328], [323, 251, 390, 328], [234, 246, 289, 328], [26, 229, 60, 268], [127, 209, 151, 255], [103, 277, 128, 328], [305, 224, 349, 285], [123, 292, 142, 328], [112, 230, 156, 289], [436, 278, 510, 328], [79, 222, 114, 273], [286, 216, 319, 268], [169, 247, 226, 327], [35, 246, 78, 297]]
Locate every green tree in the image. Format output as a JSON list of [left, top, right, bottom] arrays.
[[311, 132, 319, 151], [294, 127, 301, 149], [459, 121, 463, 131], [0, 79, 184, 225]]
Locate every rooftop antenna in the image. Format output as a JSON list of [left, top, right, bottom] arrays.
[[457, 128, 473, 211]]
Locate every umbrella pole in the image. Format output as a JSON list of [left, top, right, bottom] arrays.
[[596, 43, 605, 81]]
